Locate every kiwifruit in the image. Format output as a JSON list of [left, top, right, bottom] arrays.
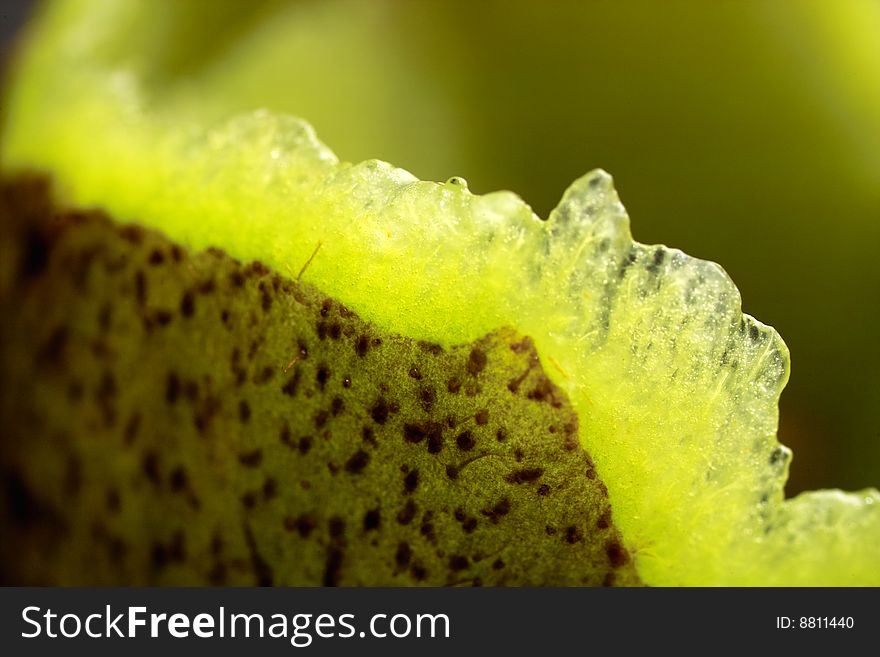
[[1, 0, 878, 586]]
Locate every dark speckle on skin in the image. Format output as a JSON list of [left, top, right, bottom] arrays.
[[165, 372, 180, 404], [141, 450, 160, 485], [323, 548, 343, 587], [505, 468, 544, 484], [456, 431, 475, 451], [466, 348, 487, 376], [395, 542, 412, 567], [148, 248, 165, 266], [449, 555, 469, 571], [564, 526, 583, 544], [370, 397, 390, 425], [180, 291, 195, 318], [263, 477, 278, 500], [285, 514, 317, 538], [363, 509, 381, 531], [313, 409, 329, 429], [19, 226, 52, 281], [316, 364, 330, 390], [403, 469, 419, 494], [397, 500, 417, 525], [238, 449, 262, 468], [427, 428, 444, 454], [281, 370, 301, 397], [482, 498, 511, 524], [169, 466, 187, 492], [241, 492, 257, 509], [331, 396, 344, 416], [344, 450, 370, 474], [606, 538, 630, 568], [238, 400, 251, 423]]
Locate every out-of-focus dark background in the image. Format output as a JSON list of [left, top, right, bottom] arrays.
[[2, 0, 878, 495], [0, 2, 31, 55]]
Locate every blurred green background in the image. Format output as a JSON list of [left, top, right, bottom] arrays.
[[6, 0, 879, 494]]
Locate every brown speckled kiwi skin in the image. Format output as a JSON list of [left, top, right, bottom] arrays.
[[0, 176, 641, 586]]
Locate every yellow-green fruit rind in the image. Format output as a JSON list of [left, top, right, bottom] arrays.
[[0, 178, 639, 586], [2, 0, 878, 585]]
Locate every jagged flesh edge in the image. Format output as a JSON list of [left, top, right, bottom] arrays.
[[2, 0, 878, 585]]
